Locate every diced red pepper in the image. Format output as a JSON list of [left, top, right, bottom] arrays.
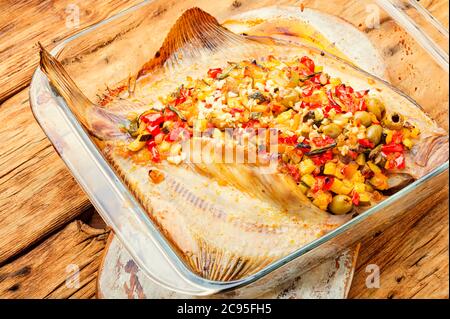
[[174, 87, 190, 106], [207, 68, 222, 79], [310, 149, 334, 166], [355, 90, 369, 98], [395, 153, 406, 169], [325, 90, 342, 114], [300, 56, 315, 74], [146, 124, 161, 136], [142, 113, 164, 125], [309, 73, 322, 85], [381, 142, 404, 153], [278, 135, 298, 145], [335, 84, 357, 112], [242, 119, 259, 129], [391, 130, 404, 144], [348, 150, 358, 160], [167, 127, 190, 142], [286, 164, 300, 182], [352, 191, 360, 206], [147, 140, 160, 163], [384, 152, 405, 169], [163, 109, 177, 121], [312, 175, 335, 193], [357, 98, 367, 112], [230, 108, 244, 116], [358, 138, 375, 149], [301, 85, 315, 97], [313, 136, 335, 147]]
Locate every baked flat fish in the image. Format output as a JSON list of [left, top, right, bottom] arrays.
[[39, 7, 448, 281]]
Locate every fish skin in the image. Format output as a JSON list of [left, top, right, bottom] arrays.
[[39, 7, 448, 281], [103, 144, 345, 280]]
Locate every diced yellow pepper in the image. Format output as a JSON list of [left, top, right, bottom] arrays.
[[276, 110, 293, 124], [410, 127, 420, 138], [227, 97, 242, 110], [291, 113, 301, 131], [323, 162, 337, 175], [356, 153, 366, 166], [351, 171, 365, 183], [298, 183, 309, 194], [330, 77, 342, 86], [158, 141, 171, 153], [367, 161, 382, 174], [301, 174, 316, 187], [385, 130, 393, 144], [354, 182, 366, 193], [170, 143, 182, 156], [330, 179, 352, 195], [359, 192, 371, 203], [403, 138, 413, 149], [365, 183, 374, 192], [127, 135, 146, 152], [334, 163, 345, 179], [194, 119, 208, 132], [251, 103, 269, 113], [299, 159, 316, 175], [370, 173, 389, 190], [313, 191, 332, 211], [314, 65, 324, 73]]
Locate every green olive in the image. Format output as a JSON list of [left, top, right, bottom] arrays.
[[328, 195, 353, 215], [366, 124, 383, 145], [366, 97, 386, 120], [383, 112, 404, 130], [322, 123, 342, 138], [354, 111, 372, 127]]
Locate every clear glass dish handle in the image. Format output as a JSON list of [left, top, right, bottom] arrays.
[[376, 0, 449, 72]]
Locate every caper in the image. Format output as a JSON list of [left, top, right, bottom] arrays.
[[383, 112, 404, 130], [322, 123, 342, 138], [354, 111, 372, 127], [328, 195, 353, 215], [366, 124, 383, 145], [366, 97, 386, 120]]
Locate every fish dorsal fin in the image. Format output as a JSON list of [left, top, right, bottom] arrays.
[[137, 7, 261, 78]]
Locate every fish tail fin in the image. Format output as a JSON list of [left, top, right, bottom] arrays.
[[39, 43, 136, 140], [415, 133, 449, 174], [39, 42, 94, 130]]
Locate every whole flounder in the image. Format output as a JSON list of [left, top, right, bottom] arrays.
[[39, 7, 448, 281]]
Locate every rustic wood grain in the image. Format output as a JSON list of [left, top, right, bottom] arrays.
[[349, 188, 449, 298], [0, 0, 447, 299], [0, 89, 93, 265], [0, 0, 142, 103], [0, 220, 109, 299]]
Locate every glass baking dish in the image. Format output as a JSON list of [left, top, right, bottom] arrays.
[[30, 0, 448, 297]]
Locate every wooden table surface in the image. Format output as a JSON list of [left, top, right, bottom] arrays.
[[0, 0, 448, 299]]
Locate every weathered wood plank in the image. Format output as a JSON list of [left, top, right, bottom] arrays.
[[0, 220, 109, 299], [0, 0, 142, 103], [0, 0, 447, 299], [349, 188, 449, 299], [0, 89, 93, 264]]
